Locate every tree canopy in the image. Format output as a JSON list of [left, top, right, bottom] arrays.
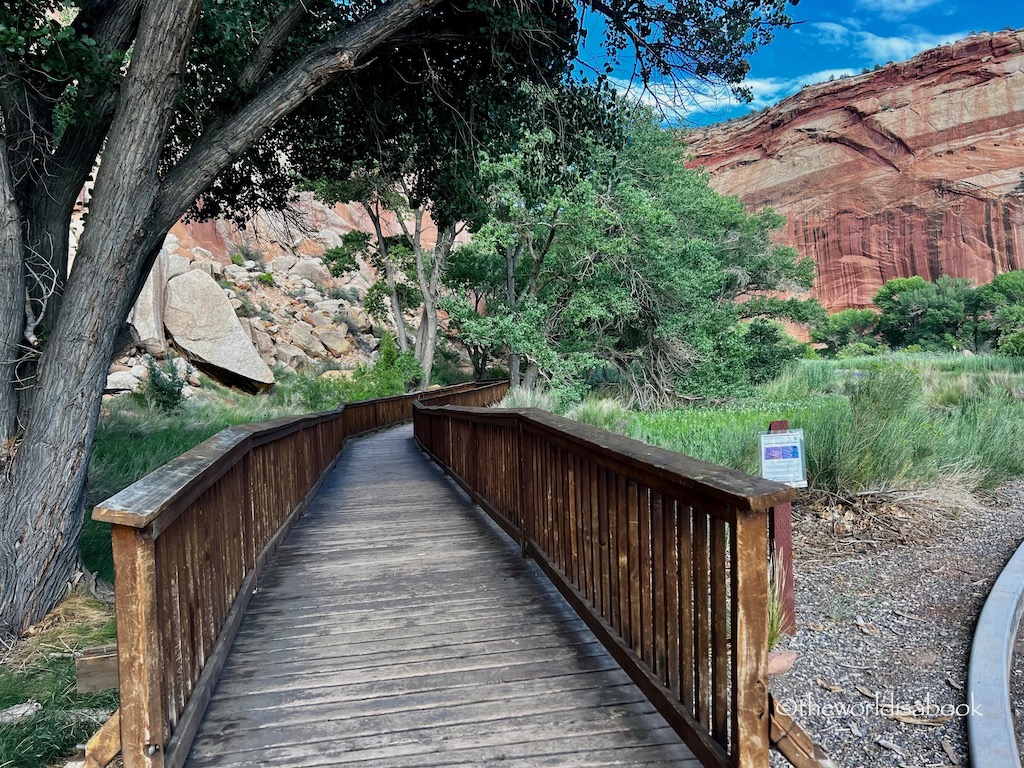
[[0, 0, 798, 634], [446, 109, 816, 407]]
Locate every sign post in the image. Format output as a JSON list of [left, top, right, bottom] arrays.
[[763, 420, 798, 635]]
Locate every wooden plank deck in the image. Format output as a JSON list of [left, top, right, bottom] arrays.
[[184, 424, 698, 767]]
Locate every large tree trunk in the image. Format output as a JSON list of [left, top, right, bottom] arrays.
[[363, 203, 411, 352], [0, 140, 23, 443], [0, 0, 203, 635], [0, 0, 446, 636]]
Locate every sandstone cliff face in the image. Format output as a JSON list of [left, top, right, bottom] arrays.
[[686, 30, 1024, 310]]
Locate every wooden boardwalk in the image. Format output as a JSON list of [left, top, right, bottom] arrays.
[[184, 424, 698, 767]]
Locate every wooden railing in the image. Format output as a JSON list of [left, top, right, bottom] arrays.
[[92, 380, 508, 768], [413, 403, 795, 768]]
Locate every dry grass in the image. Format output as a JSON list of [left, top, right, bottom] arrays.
[[0, 590, 117, 768]]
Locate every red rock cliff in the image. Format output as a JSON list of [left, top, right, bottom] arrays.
[[686, 30, 1024, 311]]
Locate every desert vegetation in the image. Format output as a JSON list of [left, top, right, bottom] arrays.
[[562, 354, 1024, 504]]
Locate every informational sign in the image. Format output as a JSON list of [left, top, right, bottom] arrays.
[[759, 429, 807, 488]]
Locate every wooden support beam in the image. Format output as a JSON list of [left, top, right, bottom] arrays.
[[769, 695, 837, 768], [85, 710, 122, 768], [76, 644, 119, 694]]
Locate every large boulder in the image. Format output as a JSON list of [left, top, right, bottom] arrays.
[[274, 342, 312, 370], [164, 270, 274, 390], [105, 370, 141, 393], [129, 252, 167, 356], [313, 327, 353, 356], [288, 324, 328, 358], [289, 257, 332, 287]]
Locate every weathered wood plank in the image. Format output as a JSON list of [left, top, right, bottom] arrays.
[[184, 425, 695, 768], [76, 645, 119, 694]]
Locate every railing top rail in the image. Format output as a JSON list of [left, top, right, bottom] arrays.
[[414, 403, 795, 511], [94, 381, 503, 532]]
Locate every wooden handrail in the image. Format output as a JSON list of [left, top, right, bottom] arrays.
[[413, 402, 796, 768], [94, 379, 508, 768]]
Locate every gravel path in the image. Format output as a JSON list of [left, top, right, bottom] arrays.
[[770, 482, 1024, 767]]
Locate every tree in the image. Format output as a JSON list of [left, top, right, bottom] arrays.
[[449, 111, 816, 406], [811, 308, 880, 357], [872, 275, 973, 350], [0, 0, 797, 634]]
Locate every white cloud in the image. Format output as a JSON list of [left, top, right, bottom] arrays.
[[810, 22, 853, 46], [855, 0, 948, 21], [859, 30, 970, 61], [810, 21, 970, 66], [611, 66, 861, 122]]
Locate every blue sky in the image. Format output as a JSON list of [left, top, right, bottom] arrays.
[[586, 1, 1024, 125]]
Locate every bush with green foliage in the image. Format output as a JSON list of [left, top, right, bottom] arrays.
[[811, 308, 879, 356], [230, 252, 244, 267], [497, 387, 559, 412], [836, 341, 888, 359], [565, 398, 631, 432], [257, 272, 274, 286], [136, 357, 186, 413], [999, 330, 1024, 357], [291, 332, 421, 411], [873, 275, 974, 350]]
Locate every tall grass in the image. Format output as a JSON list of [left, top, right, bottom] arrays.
[[622, 354, 1024, 498]]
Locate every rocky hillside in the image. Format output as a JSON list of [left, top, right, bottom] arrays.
[[103, 192, 426, 395], [686, 30, 1024, 311]]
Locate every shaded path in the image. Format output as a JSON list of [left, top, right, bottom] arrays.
[[184, 424, 698, 767]]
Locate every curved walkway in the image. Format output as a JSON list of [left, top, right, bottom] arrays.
[[183, 424, 698, 767], [968, 538, 1024, 768]]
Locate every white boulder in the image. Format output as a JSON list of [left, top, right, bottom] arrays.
[[164, 270, 274, 390]]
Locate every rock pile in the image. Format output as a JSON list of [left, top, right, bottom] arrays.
[[117, 237, 382, 394]]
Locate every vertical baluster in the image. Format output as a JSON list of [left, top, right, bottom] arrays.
[[664, 497, 680, 696], [606, 470, 619, 632], [579, 458, 593, 601], [679, 500, 695, 711], [615, 475, 629, 641], [651, 491, 666, 680], [731, 508, 769, 765], [113, 526, 167, 768], [711, 512, 730, 746], [638, 486, 653, 668], [627, 481, 641, 654], [589, 459, 602, 613], [693, 508, 711, 730], [567, 453, 580, 589]]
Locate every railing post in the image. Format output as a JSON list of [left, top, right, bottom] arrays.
[[113, 525, 167, 768], [767, 420, 797, 635], [516, 419, 528, 556], [731, 509, 770, 768]]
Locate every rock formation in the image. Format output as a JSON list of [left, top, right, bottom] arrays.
[[163, 270, 276, 390], [111, 191, 426, 392], [686, 30, 1024, 311]]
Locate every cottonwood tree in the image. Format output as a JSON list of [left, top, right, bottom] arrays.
[[0, 0, 796, 634], [450, 111, 816, 406]]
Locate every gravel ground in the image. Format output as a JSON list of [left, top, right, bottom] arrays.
[[770, 481, 1024, 768]]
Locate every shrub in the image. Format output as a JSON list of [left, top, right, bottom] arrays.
[[564, 398, 630, 432], [136, 357, 185, 413], [257, 272, 274, 286], [998, 329, 1024, 357], [230, 252, 244, 267], [498, 387, 558, 412]]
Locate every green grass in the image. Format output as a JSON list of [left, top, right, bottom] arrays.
[[616, 353, 1024, 498], [0, 594, 118, 768], [83, 376, 320, 581]]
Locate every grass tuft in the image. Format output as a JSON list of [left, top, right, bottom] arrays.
[[0, 591, 117, 768]]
